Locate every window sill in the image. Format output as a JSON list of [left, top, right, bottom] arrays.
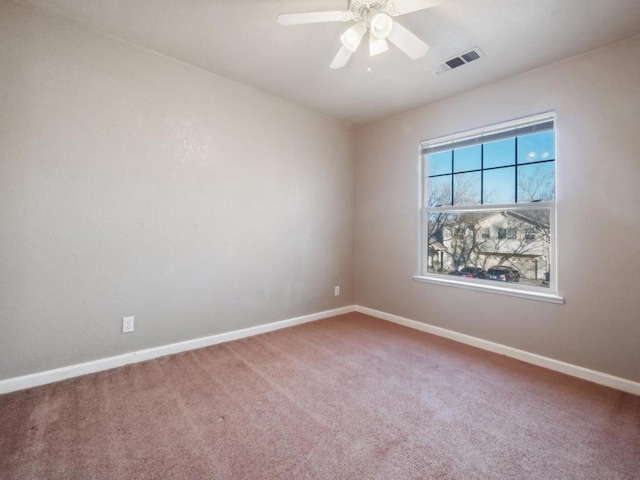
[[412, 275, 565, 304]]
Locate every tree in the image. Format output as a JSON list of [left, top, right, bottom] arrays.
[[518, 163, 555, 202]]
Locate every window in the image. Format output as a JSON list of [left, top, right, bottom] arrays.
[[498, 228, 517, 239], [417, 113, 561, 302]]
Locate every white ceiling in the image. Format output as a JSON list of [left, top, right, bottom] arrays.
[[16, 0, 640, 125]]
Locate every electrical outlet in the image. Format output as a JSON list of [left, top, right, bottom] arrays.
[[122, 316, 134, 333], [334, 286, 340, 296]]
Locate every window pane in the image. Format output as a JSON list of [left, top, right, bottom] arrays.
[[427, 175, 452, 206], [517, 131, 555, 164], [453, 145, 481, 173], [453, 172, 481, 205], [483, 167, 515, 204], [425, 208, 551, 287], [428, 151, 452, 176], [484, 138, 515, 168], [517, 162, 555, 202], [425, 212, 451, 273]]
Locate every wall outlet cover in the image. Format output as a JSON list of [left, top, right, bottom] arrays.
[[122, 316, 134, 333]]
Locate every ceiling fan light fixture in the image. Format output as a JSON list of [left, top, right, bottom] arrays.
[[370, 13, 393, 39], [369, 34, 389, 56], [340, 23, 366, 52], [278, 0, 440, 69]]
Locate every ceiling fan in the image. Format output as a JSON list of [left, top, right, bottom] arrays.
[[277, 0, 443, 69]]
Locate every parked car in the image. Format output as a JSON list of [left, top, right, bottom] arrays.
[[449, 266, 486, 279], [487, 266, 520, 282]]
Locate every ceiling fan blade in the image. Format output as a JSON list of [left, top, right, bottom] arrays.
[[369, 34, 389, 56], [277, 10, 351, 26], [387, 21, 429, 59], [389, 0, 444, 16], [330, 46, 354, 69]]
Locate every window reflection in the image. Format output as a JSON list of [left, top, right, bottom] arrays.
[[425, 209, 551, 287]]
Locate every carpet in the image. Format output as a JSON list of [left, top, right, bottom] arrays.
[[1, 312, 639, 479]]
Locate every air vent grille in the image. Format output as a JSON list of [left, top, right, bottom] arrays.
[[445, 57, 465, 69], [461, 50, 480, 63], [436, 47, 485, 75]]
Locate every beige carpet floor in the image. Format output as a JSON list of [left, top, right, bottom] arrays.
[[1, 312, 639, 479]]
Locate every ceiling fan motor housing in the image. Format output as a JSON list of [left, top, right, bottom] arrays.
[[349, 0, 395, 23]]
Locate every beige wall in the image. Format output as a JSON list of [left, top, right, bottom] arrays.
[[2, 0, 638, 385], [356, 35, 640, 382], [0, 1, 355, 379]]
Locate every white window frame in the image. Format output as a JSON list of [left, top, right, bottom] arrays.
[[414, 112, 564, 304]]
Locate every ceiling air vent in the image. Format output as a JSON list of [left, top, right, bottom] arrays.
[[436, 47, 484, 75], [445, 57, 465, 69]]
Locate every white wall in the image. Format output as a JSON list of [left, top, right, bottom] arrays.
[[0, 0, 355, 380], [356, 35, 640, 382]]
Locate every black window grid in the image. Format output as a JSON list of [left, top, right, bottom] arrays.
[[427, 137, 555, 206]]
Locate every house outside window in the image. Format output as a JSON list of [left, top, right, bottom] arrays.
[[417, 113, 560, 302]]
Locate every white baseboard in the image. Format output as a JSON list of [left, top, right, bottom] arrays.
[[3, 304, 638, 397], [355, 306, 640, 396], [0, 305, 356, 395]]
